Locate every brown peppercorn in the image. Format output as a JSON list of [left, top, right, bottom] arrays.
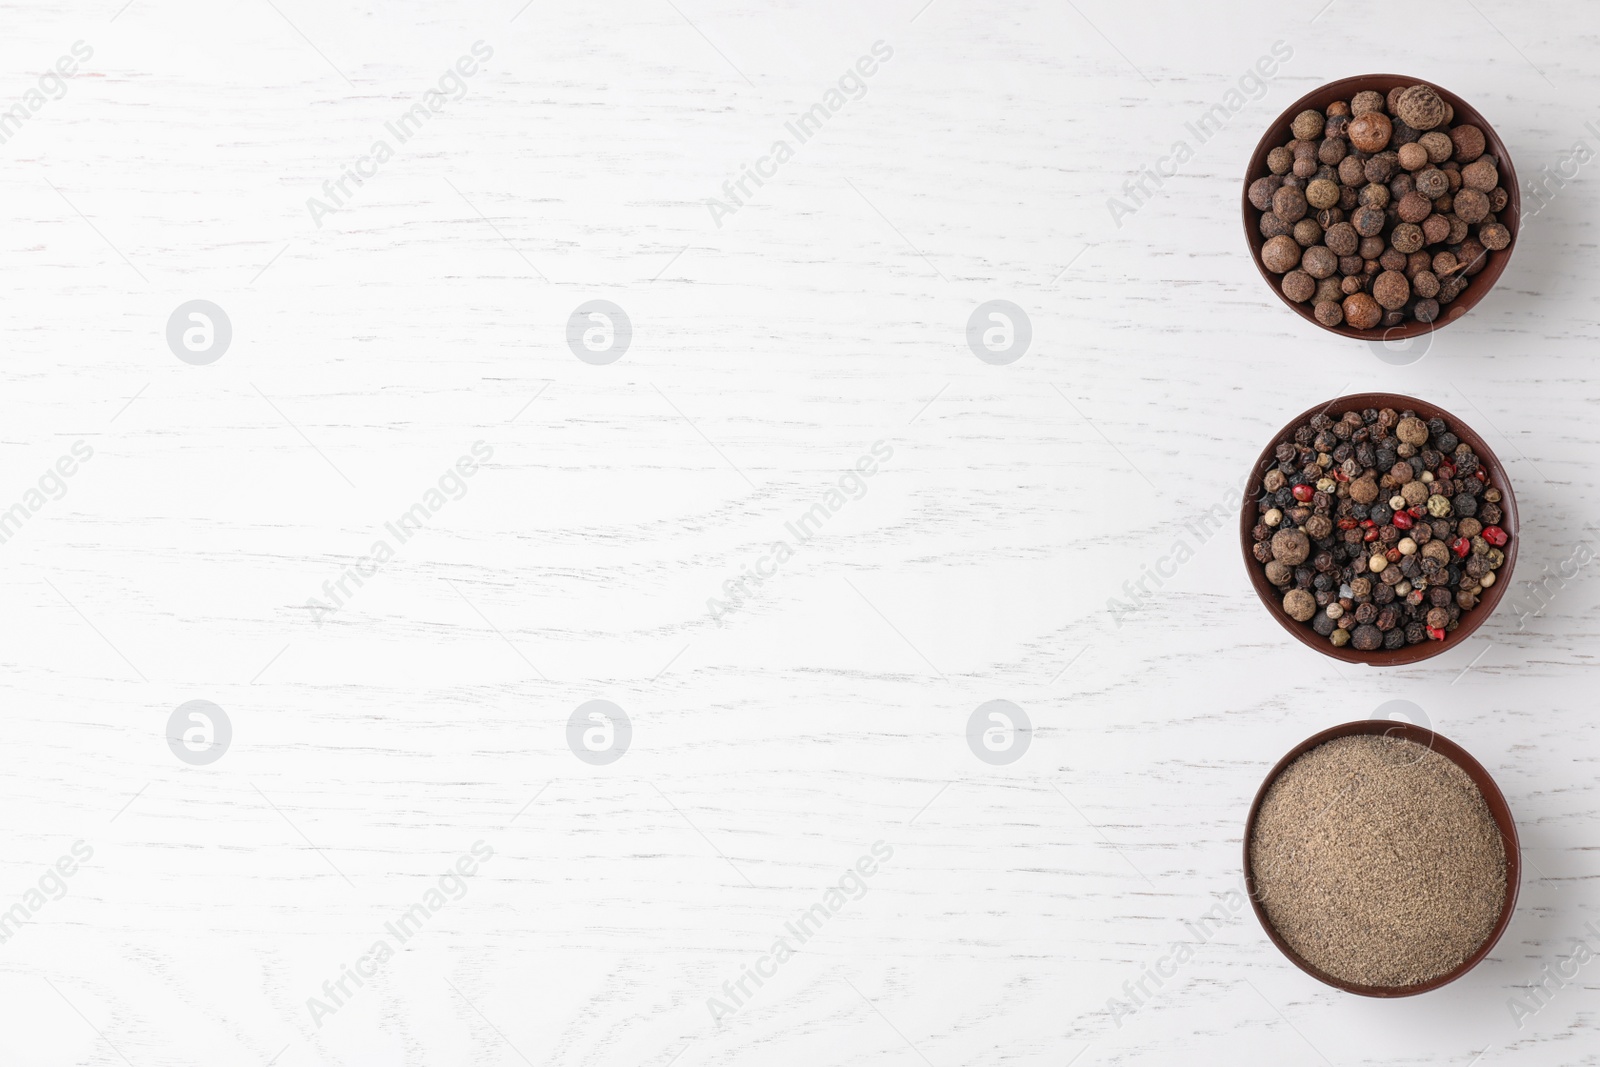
[[1306, 178, 1341, 210], [1352, 204, 1386, 237], [1450, 124, 1486, 163], [1273, 185, 1308, 223], [1301, 245, 1337, 279], [1397, 142, 1429, 171], [1343, 292, 1382, 329], [1282, 270, 1315, 302], [1454, 188, 1490, 224], [1461, 159, 1498, 192], [1479, 222, 1511, 250], [1314, 300, 1343, 327], [1261, 234, 1302, 273], [1415, 168, 1448, 198], [1351, 90, 1386, 117], [1390, 223, 1424, 254], [1395, 84, 1447, 130], [1348, 112, 1392, 153]]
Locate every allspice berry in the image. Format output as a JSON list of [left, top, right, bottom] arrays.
[[1348, 112, 1392, 153], [1291, 109, 1326, 140], [1396, 416, 1429, 445], [1314, 300, 1343, 327], [1273, 185, 1309, 223], [1397, 142, 1429, 171], [1450, 124, 1486, 163], [1343, 292, 1382, 329], [1302, 245, 1337, 278], [1415, 168, 1448, 198], [1283, 270, 1315, 302], [1272, 528, 1311, 566], [1350, 90, 1386, 116], [1419, 130, 1454, 163], [1462, 159, 1498, 192], [1306, 178, 1341, 210], [1262, 234, 1302, 273], [1395, 84, 1447, 130], [1454, 188, 1490, 224], [1479, 222, 1511, 250], [1283, 589, 1317, 623]]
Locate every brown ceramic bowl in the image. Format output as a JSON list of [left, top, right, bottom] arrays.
[[1243, 720, 1520, 997], [1240, 392, 1518, 666], [1243, 75, 1520, 340]]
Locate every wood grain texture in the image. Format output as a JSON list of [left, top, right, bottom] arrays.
[[2, 0, 1598, 1063]]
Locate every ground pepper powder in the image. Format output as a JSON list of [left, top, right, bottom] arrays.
[[1249, 734, 1506, 988]]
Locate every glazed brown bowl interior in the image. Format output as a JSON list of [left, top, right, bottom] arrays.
[[1239, 392, 1518, 666], [1243, 74, 1520, 340], [1243, 720, 1520, 997]]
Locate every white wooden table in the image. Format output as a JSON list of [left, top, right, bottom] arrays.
[[2, 0, 1597, 1063]]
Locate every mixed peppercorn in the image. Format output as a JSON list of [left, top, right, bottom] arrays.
[[1251, 406, 1509, 651], [1248, 83, 1513, 331]]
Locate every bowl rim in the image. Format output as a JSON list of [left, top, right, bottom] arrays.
[[1242, 74, 1521, 341], [1238, 392, 1519, 666], [1242, 719, 1521, 997]]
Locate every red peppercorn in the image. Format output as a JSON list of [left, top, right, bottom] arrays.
[[1482, 525, 1508, 546], [1364, 528, 1380, 542], [1438, 462, 1455, 479], [1476, 468, 1487, 481], [1386, 547, 1402, 562], [1392, 511, 1413, 529], [1360, 519, 1375, 527], [1338, 518, 1358, 530], [1407, 589, 1425, 605], [1451, 537, 1471, 558], [1408, 505, 1426, 518], [1427, 625, 1447, 641], [1292, 484, 1314, 502], [1333, 469, 1350, 482]]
